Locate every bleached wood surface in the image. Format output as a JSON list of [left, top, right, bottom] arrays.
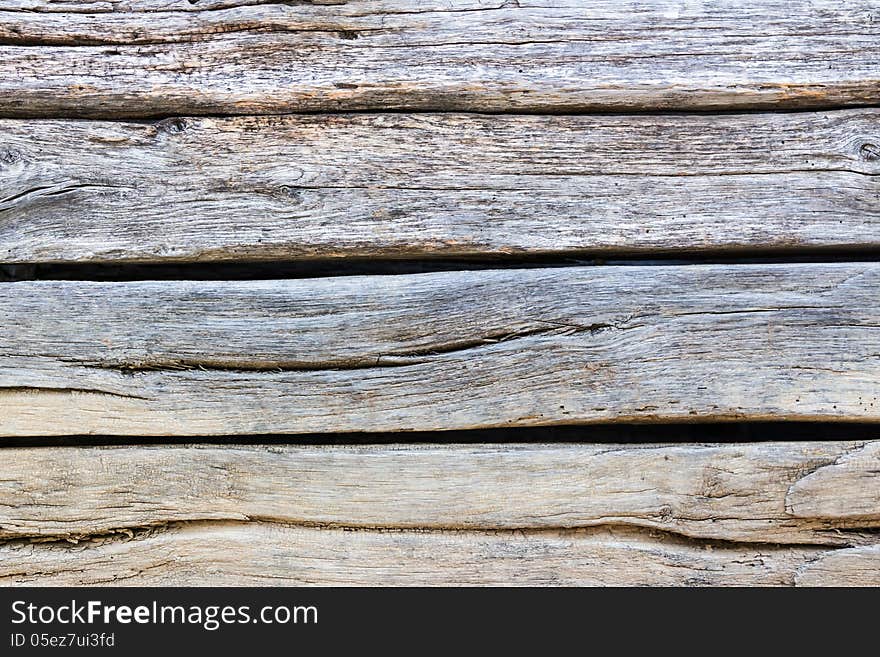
[[2, 262, 879, 435], [0, 442, 877, 545], [1, 0, 879, 117], [1, 110, 879, 263]]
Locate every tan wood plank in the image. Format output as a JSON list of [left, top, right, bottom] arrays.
[[0, 442, 878, 545], [0, 523, 839, 586]]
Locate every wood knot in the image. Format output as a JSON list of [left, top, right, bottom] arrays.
[[337, 30, 359, 40], [859, 142, 880, 161], [276, 185, 302, 202], [155, 118, 188, 135], [0, 148, 22, 167], [700, 469, 727, 498]]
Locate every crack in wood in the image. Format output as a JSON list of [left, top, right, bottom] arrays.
[[0, 182, 130, 214], [73, 322, 629, 374], [0, 386, 148, 401], [0, 518, 869, 551]]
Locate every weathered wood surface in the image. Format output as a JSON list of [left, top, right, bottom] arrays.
[[1, 442, 878, 545], [795, 544, 880, 586], [2, 523, 875, 586], [786, 441, 880, 521], [2, 110, 879, 263], [2, 0, 879, 588], [1, 0, 879, 117], [2, 262, 879, 435]]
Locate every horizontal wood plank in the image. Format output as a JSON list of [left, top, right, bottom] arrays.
[[2, 110, 879, 263], [1, 1, 879, 116], [1, 442, 878, 545], [0, 523, 852, 586], [2, 262, 879, 435]]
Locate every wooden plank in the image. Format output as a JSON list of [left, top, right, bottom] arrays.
[[1, 0, 878, 117], [0, 523, 845, 586], [2, 110, 879, 264], [1, 262, 879, 435], [1, 442, 878, 545]]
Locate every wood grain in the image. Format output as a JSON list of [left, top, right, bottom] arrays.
[[2, 110, 879, 264], [4, 0, 878, 589], [786, 441, 880, 521], [795, 544, 880, 586], [2, 262, 879, 435], [0, 523, 846, 587], [1, 0, 879, 117], [1, 442, 878, 545]]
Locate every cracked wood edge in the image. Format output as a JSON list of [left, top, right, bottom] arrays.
[[795, 544, 880, 586], [2, 262, 880, 435], [1, 522, 873, 587], [0, 0, 879, 117], [786, 441, 880, 520], [1, 441, 879, 545], [1, 110, 879, 263]]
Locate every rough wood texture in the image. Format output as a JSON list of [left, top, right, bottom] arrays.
[[2, 110, 879, 263], [1, 0, 879, 117], [786, 441, 880, 521], [4, 441, 879, 585], [0, 523, 855, 587], [795, 544, 880, 586], [1, 442, 878, 545], [2, 262, 879, 435]]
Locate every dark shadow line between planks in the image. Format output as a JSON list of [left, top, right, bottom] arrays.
[[5, 247, 880, 282], [6, 102, 880, 122], [2, 422, 878, 448]]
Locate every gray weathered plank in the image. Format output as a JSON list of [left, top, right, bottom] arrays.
[[1, 442, 878, 545], [2, 110, 879, 263], [0, 523, 845, 586], [2, 262, 879, 435], [1, 0, 879, 117]]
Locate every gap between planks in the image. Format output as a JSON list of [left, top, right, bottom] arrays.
[[6, 251, 880, 284]]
